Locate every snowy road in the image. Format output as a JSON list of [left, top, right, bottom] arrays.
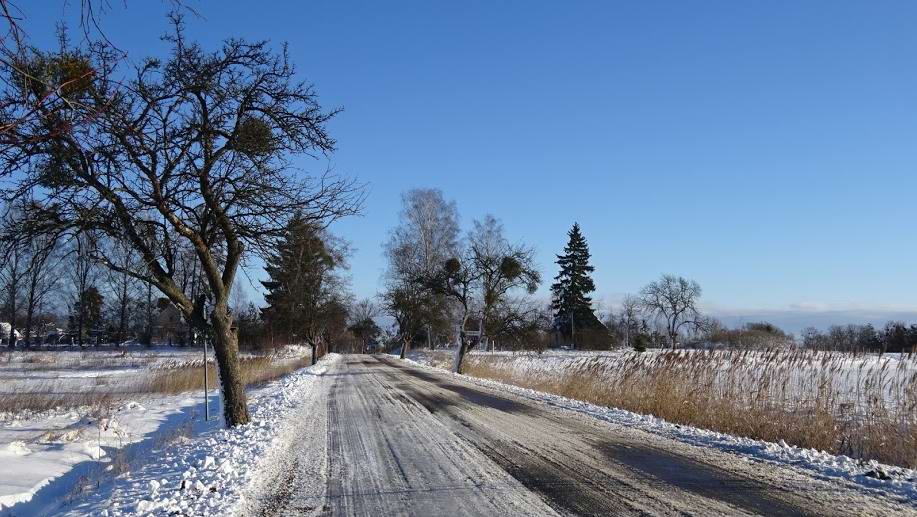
[[245, 355, 916, 516]]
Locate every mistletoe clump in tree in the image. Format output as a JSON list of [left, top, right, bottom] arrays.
[[0, 19, 362, 427], [551, 223, 606, 348]]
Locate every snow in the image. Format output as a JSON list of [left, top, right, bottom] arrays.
[[22, 353, 339, 516], [0, 345, 312, 398], [0, 394, 208, 511], [0, 345, 316, 515], [4, 345, 913, 514], [403, 350, 917, 505]]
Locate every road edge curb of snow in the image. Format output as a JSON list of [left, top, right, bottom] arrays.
[[60, 354, 341, 516], [398, 356, 917, 507]]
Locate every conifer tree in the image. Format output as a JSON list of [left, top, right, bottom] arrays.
[[551, 223, 603, 346], [261, 215, 343, 362]]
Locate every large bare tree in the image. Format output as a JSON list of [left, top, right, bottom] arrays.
[[382, 189, 458, 359], [468, 214, 540, 347], [0, 20, 362, 426], [640, 274, 702, 349], [0, 1, 189, 145], [21, 231, 61, 347]]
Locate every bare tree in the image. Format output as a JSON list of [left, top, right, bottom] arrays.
[[0, 1, 190, 145], [382, 279, 439, 360], [389, 189, 460, 277], [618, 294, 642, 348], [348, 298, 379, 353], [67, 231, 100, 347], [21, 231, 61, 347], [103, 239, 139, 345], [0, 21, 363, 426], [383, 189, 459, 359], [422, 254, 483, 371], [468, 215, 540, 347], [0, 206, 27, 347], [640, 274, 702, 349], [485, 296, 548, 351]]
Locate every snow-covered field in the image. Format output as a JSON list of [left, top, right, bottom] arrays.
[[0, 345, 312, 514], [404, 348, 917, 504], [0, 348, 209, 398], [5, 346, 915, 514], [0, 346, 312, 398], [413, 347, 917, 413]]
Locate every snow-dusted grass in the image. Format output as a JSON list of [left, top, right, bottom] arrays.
[[412, 348, 917, 469], [0, 345, 314, 513], [401, 352, 917, 505], [147, 353, 314, 395], [0, 391, 209, 512], [0, 346, 312, 413], [55, 354, 339, 516]]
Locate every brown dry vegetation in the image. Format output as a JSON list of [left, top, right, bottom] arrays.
[[146, 355, 314, 394], [459, 349, 917, 468], [0, 389, 113, 414], [0, 354, 313, 414]]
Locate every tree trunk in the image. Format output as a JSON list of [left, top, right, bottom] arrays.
[[399, 337, 411, 359], [452, 330, 468, 373], [7, 284, 16, 349], [117, 278, 128, 345], [310, 340, 317, 366], [24, 287, 34, 348], [77, 298, 85, 347], [210, 305, 250, 427], [23, 310, 32, 348], [145, 282, 153, 346]]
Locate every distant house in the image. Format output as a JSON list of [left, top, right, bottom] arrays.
[[157, 304, 188, 345], [0, 322, 21, 346]]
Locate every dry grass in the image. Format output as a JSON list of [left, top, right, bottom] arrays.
[[461, 349, 917, 468], [146, 355, 314, 394], [0, 385, 112, 414], [0, 353, 314, 414]]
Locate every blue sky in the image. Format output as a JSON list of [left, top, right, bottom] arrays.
[[23, 1, 917, 330]]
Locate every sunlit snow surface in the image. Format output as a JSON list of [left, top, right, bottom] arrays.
[[0, 345, 313, 515]]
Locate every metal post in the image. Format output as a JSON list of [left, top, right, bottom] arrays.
[[202, 333, 210, 422]]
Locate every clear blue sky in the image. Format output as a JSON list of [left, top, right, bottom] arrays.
[[23, 1, 917, 328]]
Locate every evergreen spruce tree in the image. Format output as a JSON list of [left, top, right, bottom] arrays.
[[551, 223, 603, 347], [260, 214, 340, 361]]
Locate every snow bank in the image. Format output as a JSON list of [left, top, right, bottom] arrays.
[[0, 395, 207, 512], [1, 353, 337, 516]]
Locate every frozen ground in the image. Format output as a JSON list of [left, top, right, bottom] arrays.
[[0, 345, 311, 513], [0, 345, 311, 397], [3, 348, 915, 515], [406, 348, 917, 503], [246, 354, 915, 516]]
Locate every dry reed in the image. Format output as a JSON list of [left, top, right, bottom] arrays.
[[145, 355, 314, 394], [460, 349, 917, 468], [0, 353, 314, 413]]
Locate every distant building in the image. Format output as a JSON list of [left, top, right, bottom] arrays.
[[0, 322, 21, 346]]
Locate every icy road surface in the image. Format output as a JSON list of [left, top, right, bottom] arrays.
[[245, 355, 915, 516]]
